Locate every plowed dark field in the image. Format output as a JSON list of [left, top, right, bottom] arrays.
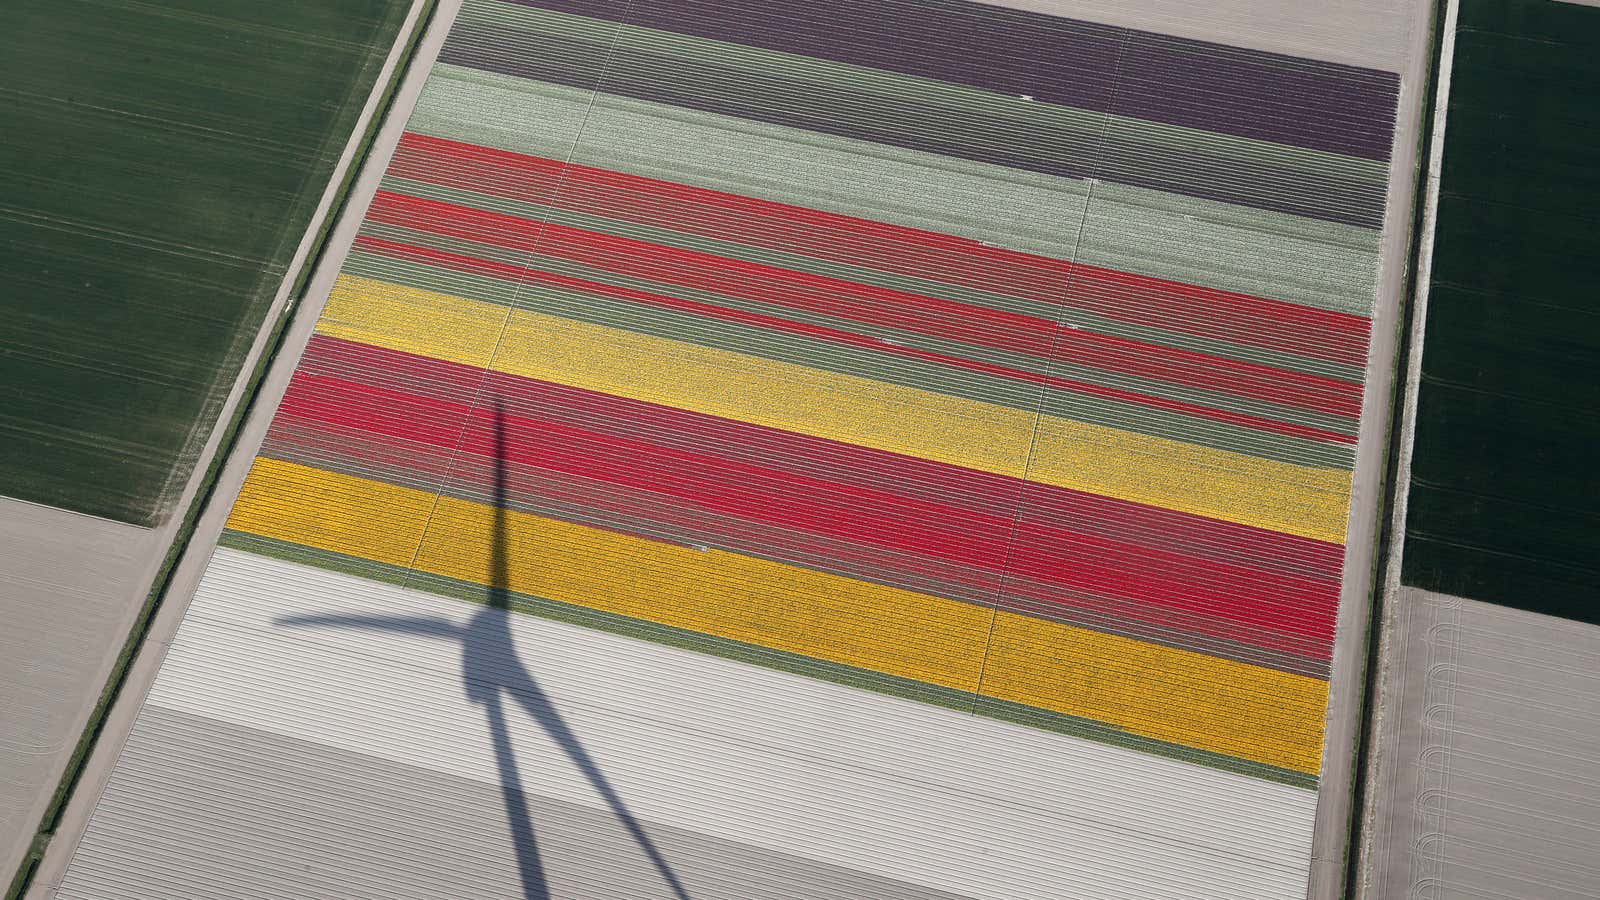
[[1403, 0, 1600, 622], [0, 0, 407, 524]]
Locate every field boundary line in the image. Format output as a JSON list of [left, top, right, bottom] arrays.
[[1303, 0, 1447, 898], [4, 2, 444, 897], [1344, 0, 1461, 898]]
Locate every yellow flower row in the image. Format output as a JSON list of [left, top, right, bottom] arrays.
[[317, 274, 1355, 541], [228, 457, 1331, 773]]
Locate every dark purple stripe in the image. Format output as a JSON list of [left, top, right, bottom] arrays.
[[505, 0, 1400, 161], [437, 27, 1389, 227]]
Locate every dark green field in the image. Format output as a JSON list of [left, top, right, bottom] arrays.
[[1402, 0, 1600, 622], [0, 0, 407, 525]]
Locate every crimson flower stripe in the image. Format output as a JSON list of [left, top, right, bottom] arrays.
[[363, 186, 1365, 422], [352, 232, 1356, 446], [540, 216, 1364, 421], [283, 370, 1333, 612], [389, 131, 1372, 366], [299, 333, 1346, 582], [271, 335, 1343, 666], [272, 376, 1337, 659], [262, 415, 1332, 674]]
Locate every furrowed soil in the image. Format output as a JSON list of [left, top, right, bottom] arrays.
[[1402, 0, 1600, 623], [0, 0, 408, 525]]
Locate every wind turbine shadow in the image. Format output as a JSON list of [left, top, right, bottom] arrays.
[[281, 399, 691, 900]]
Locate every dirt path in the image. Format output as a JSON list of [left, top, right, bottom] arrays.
[[8, 1, 445, 894], [1299, 0, 1440, 896]]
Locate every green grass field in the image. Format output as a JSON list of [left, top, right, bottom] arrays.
[[0, 0, 408, 525], [1402, 0, 1600, 622]]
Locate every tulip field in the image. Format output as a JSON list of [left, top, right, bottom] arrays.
[[53, 1, 1424, 897]]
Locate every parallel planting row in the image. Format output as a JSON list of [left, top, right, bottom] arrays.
[[61, 1, 1407, 894], [218, 0, 1398, 786], [46, 1, 1414, 890]]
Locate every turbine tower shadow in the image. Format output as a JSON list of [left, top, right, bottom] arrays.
[[281, 399, 691, 900]]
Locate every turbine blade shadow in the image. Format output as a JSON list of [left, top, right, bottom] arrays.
[[489, 396, 511, 612], [506, 676, 694, 900], [486, 689, 552, 900], [486, 399, 692, 900], [280, 397, 692, 899], [278, 613, 462, 639]]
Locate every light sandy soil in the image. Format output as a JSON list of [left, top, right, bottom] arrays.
[[3, 0, 438, 892], [0, 502, 161, 883], [1362, 588, 1600, 900], [972, 0, 1422, 70]]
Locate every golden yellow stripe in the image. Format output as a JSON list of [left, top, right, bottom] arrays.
[[229, 456, 436, 568], [317, 274, 1352, 541], [319, 273, 509, 368], [982, 616, 1328, 773], [228, 457, 1330, 772]]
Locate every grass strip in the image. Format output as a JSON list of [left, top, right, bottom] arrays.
[[219, 528, 1320, 791], [1338, 0, 1453, 894]]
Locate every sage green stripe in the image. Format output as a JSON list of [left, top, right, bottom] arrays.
[[453, 0, 1386, 226], [343, 248, 1356, 469], [220, 528, 1318, 790], [381, 173, 1364, 382], [358, 209, 1359, 439], [407, 64, 1381, 316], [1081, 183, 1379, 320]]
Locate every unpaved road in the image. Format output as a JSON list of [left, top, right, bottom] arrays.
[[2, 0, 438, 892]]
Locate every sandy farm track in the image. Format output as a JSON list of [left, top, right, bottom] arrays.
[[0, 1, 433, 891]]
